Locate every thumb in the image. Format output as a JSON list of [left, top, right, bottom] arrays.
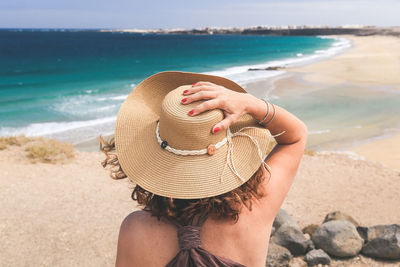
[[212, 114, 236, 134]]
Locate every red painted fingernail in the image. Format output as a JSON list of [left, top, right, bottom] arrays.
[[192, 83, 197, 86], [188, 109, 194, 115], [183, 90, 188, 94], [181, 98, 187, 103], [213, 127, 220, 133]]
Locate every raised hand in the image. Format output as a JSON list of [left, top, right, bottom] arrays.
[[181, 81, 253, 133]]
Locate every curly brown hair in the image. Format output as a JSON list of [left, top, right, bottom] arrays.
[[99, 135, 271, 225]]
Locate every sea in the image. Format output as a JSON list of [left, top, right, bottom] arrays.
[[3, 29, 390, 150]]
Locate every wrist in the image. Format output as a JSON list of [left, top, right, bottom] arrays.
[[245, 94, 268, 122]]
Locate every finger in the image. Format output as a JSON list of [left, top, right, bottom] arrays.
[[212, 114, 238, 133], [194, 81, 219, 87], [190, 99, 220, 115], [181, 90, 217, 104], [183, 84, 217, 95]]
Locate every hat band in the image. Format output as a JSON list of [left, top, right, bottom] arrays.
[[155, 120, 227, 156], [155, 119, 286, 183]]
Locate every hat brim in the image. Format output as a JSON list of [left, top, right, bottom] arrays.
[[115, 71, 274, 199]]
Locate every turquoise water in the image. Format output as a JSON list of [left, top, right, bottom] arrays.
[[269, 81, 400, 150], [0, 30, 340, 143]]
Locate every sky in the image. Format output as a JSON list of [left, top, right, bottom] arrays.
[[0, 0, 399, 29]]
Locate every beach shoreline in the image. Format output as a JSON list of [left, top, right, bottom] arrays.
[[245, 34, 400, 170], [74, 34, 400, 170], [73, 35, 353, 152]]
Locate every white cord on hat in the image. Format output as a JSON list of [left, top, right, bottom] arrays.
[[155, 120, 286, 182], [220, 127, 285, 182], [155, 120, 228, 155]]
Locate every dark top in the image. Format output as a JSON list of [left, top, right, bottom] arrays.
[[164, 214, 247, 267]]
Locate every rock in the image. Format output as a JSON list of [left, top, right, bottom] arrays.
[[302, 224, 320, 236], [271, 226, 276, 236], [248, 66, 282, 71], [357, 224, 400, 260], [273, 209, 299, 230], [323, 211, 359, 227], [311, 220, 363, 257], [289, 256, 308, 267], [306, 240, 315, 253], [266, 242, 293, 267], [304, 233, 311, 240], [304, 249, 331, 266], [271, 224, 310, 256]]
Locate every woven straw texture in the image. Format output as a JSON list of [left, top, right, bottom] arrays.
[[115, 71, 274, 199]]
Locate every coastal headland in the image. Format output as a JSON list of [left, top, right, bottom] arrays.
[[101, 25, 400, 37]]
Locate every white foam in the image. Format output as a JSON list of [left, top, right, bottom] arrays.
[[202, 36, 351, 86], [0, 116, 116, 138], [96, 95, 129, 101], [52, 93, 127, 117], [318, 151, 366, 161], [85, 89, 99, 94], [309, 129, 331, 135]]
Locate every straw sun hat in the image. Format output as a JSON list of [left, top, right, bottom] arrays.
[[115, 71, 275, 199]]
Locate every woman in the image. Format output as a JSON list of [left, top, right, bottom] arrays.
[[101, 71, 307, 267]]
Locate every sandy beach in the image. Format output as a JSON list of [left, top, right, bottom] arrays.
[[1, 145, 399, 266], [290, 35, 400, 89], [1, 34, 400, 266], [289, 35, 400, 170], [351, 133, 400, 171], [246, 34, 400, 159]]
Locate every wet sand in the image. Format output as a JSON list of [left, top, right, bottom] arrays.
[[351, 133, 400, 170]]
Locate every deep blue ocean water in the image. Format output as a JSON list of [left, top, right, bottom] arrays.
[[0, 30, 344, 143]]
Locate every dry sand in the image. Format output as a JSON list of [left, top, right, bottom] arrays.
[[0, 148, 135, 267], [1, 146, 399, 266], [290, 35, 400, 89]]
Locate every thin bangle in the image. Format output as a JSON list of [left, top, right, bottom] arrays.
[[257, 99, 270, 124], [262, 103, 276, 126]]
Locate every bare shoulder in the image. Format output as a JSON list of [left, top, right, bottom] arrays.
[[115, 211, 153, 266], [115, 210, 178, 267], [118, 210, 162, 247], [120, 210, 152, 235]]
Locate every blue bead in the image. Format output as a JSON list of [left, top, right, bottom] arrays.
[[161, 141, 168, 149]]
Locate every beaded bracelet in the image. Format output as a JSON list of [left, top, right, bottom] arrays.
[[257, 98, 270, 124]]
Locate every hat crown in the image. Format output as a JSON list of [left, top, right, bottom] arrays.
[[158, 85, 226, 150]]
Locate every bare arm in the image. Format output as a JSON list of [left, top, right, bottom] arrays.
[[246, 95, 308, 215], [183, 81, 307, 216], [115, 215, 134, 267]]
